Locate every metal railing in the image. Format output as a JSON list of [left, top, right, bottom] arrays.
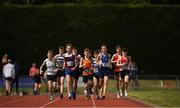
[[134, 75, 180, 89]]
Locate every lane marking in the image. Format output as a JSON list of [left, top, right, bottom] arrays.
[[40, 97, 59, 108], [91, 95, 96, 108]]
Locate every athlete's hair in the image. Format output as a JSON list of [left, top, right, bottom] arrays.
[[98, 49, 101, 53], [72, 47, 77, 50], [3, 54, 8, 58], [66, 44, 72, 47], [32, 62, 36, 66], [7, 59, 12, 63], [94, 50, 99, 54], [59, 46, 64, 50], [129, 56, 132, 62], [122, 48, 128, 52], [101, 44, 107, 48], [84, 48, 90, 52], [48, 50, 53, 54], [116, 45, 121, 49]]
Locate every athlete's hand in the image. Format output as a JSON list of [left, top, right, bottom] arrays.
[[71, 67, 76, 71], [90, 67, 94, 71], [59, 68, 63, 71], [99, 63, 102, 68], [54, 69, 58, 72], [44, 72, 47, 78], [109, 64, 112, 68], [121, 63, 126, 66], [116, 63, 119, 66], [40, 70, 43, 75], [82, 64, 86, 67], [30, 73, 35, 77]]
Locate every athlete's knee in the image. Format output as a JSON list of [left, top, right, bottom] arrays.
[[52, 82, 56, 87], [38, 84, 41, 88], [48, 82, 53, 88], [48, 84, 52, 88], [93, 82, 97, 87], [66, 77, 71, 83], [60, 81, 64, 86], [100, 82, 104, 87], [125, 78, 129, 83], [104, 80, 108, 85], [74, 80, 78, 85], [88, 82, 93, 87]]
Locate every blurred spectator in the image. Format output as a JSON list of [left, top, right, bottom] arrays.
[[29, 63, 37, 77], [3, 59, 15, 96], [1, 54, 9, 88], [29, 63, 42, 95], [128, 59, 139, 90], [11, 60, 20, 94]]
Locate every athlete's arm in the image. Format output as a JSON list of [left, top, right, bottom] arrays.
[[63, 59, 66, 70], [40, 60, 46, 75], [2, 66, 5, 79], [125, 56, 130, 66], [96, 54, 101, 66], [111, 54, 116, 63], [90, 58, 94, 71], [71, 55, 78, 71], [2, 67, 5, 78], [79, 58, 84, 68], [53, 55, 58, 68], [53, 59, 58, 72], [29, 68, 32, 77], [53, 55, 57, 61], [12, 66, 15, 79], [108, 54, 112, 68], [128, 62, 131, 70], [75, 55, 80, 65]]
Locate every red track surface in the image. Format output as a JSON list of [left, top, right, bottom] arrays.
[[0, 94, 152, 107]]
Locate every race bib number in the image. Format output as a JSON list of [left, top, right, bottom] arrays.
[[84, 69, 92, 73], [56, 63, 63, 68], [102, 63, 109, 67], [67, 61, 74, 67], [122, 64, 128, 70], [47, 68, 54, 72], [93, 67, 98, 73]]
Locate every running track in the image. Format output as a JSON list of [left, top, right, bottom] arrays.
[[0, 94, 153, 107]]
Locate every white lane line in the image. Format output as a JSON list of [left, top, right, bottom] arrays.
[[40, 97, 59, 108], [0, 96, 34, 106], [91, 95, 96, 108]]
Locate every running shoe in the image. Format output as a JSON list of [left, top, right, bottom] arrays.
[[68, 93, 71, 99], [117, 91, 120, 99], [124, 90, 128, 97], [86, 94, 90, 100], [60, 94, 63, 99], [50, 95, 54, 101], [72, 92, 76, 100]]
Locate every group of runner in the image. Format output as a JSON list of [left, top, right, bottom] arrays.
[[30, 44, 138, 101]]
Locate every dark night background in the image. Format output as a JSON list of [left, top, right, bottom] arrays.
[[0, 2, 180, 75]]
